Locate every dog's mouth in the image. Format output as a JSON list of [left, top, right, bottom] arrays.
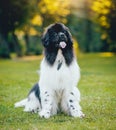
[[59, 41, 66, 49]]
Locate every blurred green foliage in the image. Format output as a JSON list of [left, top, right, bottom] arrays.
[[0, 0, 116, 58]]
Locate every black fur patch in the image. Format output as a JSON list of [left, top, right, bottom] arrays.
[[45, 91, 48, 94], [29, 83, 41, 103], [70, 92, 74, 95], [57, 60, 62, 70], [69, 99, 73, 103]]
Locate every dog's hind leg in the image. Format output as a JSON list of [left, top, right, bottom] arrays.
[[15, 94, 41, 113], [15, 83, 41, 113], [14, 98, 28, 108]]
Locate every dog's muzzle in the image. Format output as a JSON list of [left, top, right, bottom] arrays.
[[58, 32, 67, 49]]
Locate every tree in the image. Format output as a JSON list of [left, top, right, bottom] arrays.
[[20, 0, 71, 55], [68, 0, 102, 52], [91, 0, 116, 52], [107, 0, 116, 51], [38, 0, 71, 27], [0, 0, 38, 57]]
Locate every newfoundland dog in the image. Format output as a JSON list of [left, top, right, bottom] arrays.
[[15, 23, 84, 118]]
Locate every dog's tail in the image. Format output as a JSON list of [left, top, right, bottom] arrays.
[[14, 98, 28, 108]]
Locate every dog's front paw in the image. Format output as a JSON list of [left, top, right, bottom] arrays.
[[71, 110, 85, 118], [39, 110, 51, 119]]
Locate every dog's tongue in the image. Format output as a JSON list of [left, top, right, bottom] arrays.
[[59, 41, 66, 49]]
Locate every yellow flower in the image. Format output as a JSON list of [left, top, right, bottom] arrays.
[[31, 15, 42, 26]]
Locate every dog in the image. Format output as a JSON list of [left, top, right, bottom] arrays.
[[15, 23, 85, 118]]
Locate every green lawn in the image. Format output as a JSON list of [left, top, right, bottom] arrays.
[[0, 53, 116, 130]]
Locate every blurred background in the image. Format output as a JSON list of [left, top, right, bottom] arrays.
[[0, 0, 116, 58]]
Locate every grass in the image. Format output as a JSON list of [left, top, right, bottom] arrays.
[[0, 53, 116, 130]]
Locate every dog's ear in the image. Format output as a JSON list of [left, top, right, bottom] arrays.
[[41, 30, 49, 47], [66, 28, 73, 46]]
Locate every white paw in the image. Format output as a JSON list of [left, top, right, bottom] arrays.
[[23, 108, 37, 113], [14, 99, 28, 108], [14, 102, 20, 108], [71, 110, 85, 118], [14, 102, 25, 108], [23, 105, 40, 113], [23, 105, 35, 112], [39, 110, 51, 119]]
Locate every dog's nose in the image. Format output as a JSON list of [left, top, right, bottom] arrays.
[[58, 32, 67, 41], [59, 32, 65, 38]]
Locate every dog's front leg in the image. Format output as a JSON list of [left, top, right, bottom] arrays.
[[39, 90, 53, 119], [68, 87, 85, 118]]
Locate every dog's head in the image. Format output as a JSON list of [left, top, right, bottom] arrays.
[[41, 23, 73, 50]]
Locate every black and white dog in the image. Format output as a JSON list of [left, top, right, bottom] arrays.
[[15, 23, 84, 118]]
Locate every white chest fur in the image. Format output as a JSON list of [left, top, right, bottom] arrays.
[[39, 49, 80, 92]]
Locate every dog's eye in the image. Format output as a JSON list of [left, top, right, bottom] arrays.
[[63, 31, 68, 35], [53, 34, 59, 42]]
